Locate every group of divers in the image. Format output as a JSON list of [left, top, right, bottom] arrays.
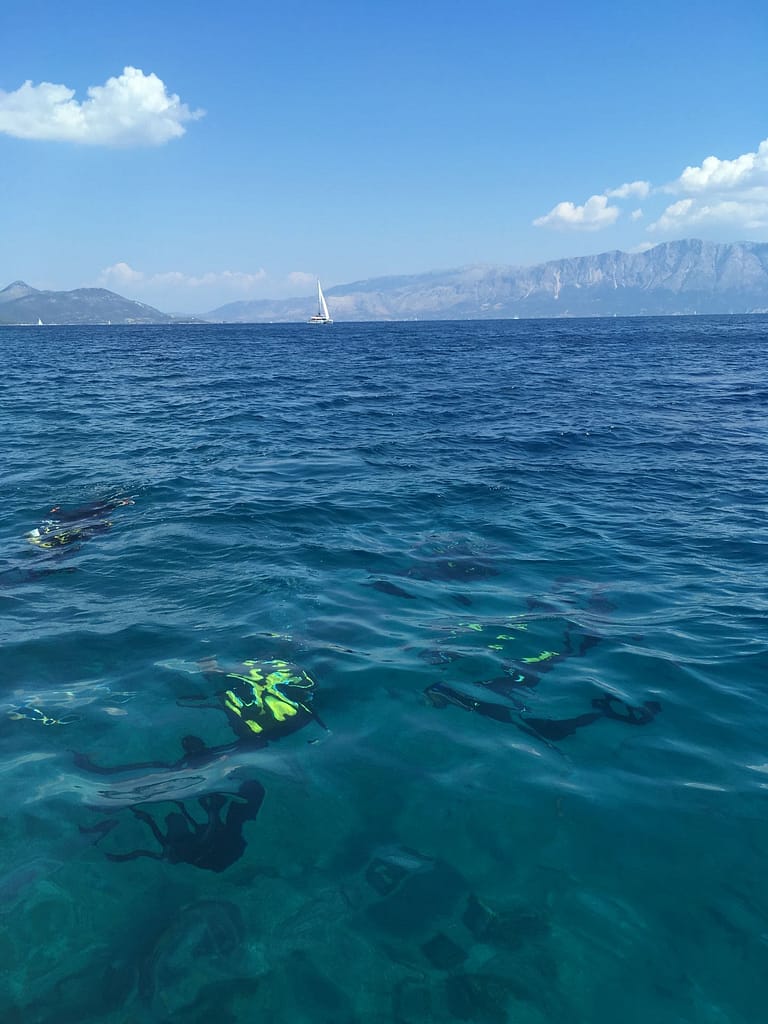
[[10, 495, 661, 873]]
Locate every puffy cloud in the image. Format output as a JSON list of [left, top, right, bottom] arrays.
[[648, 136, 768, 231], [99, 263, 267, 290], [102, 262, 144, 285], [0, 67, 203, 145], [534, 133, 768, 238], [606, 180, 651, 199], [533, 193, 620, 231], [649, 197, 768, 233], [673, 138, 768, 194]]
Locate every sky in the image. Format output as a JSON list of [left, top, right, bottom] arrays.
[[1, 0, 767, 313]]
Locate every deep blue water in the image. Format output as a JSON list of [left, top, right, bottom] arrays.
[[1, 317, 767, 1023]]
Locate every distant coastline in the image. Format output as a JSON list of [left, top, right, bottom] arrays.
[[3, 239, 768, 325]]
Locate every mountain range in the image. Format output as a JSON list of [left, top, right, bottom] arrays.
[[208, 240, 768, 321], [0, 281, 173, 325], [3, 239, 768, 325]]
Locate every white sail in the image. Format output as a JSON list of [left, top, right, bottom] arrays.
[[318, 282, 330, 320], [308, 279, 333, 323]]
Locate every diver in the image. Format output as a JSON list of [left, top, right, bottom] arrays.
[[425, 680, 661, 742], [422, 611, 661, 745], [27, 519, 114, 550], [72, 659, 323, 778], [26, 494, 134, 550], [105, 779, 266, 872], [185, 657, 324, 742]]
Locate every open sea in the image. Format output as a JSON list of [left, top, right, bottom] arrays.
[[1, 316, 767, 1023]]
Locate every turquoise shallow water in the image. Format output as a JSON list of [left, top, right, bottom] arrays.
[[1, 317, 767, 1022]]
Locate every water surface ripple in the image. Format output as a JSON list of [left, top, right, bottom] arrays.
[[1, 318, 766, 1023]]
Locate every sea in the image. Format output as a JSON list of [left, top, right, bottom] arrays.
[[1, 316, 766, 1023]]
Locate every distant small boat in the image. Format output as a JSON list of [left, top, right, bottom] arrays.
[[37, 318, 43, 326], [308, 281, 333, 324]]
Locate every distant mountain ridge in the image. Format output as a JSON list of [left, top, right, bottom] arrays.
[[4, 239, 768, 325], [0, 281, 173, 324], [207, 239, 768, 322]]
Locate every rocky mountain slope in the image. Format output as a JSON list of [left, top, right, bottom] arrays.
[[0, 281, 173, 324], [207, 240, 768, 322]]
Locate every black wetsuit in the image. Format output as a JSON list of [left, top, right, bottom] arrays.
[[425, 682, 661, 743], [47, 497, 133, 523]]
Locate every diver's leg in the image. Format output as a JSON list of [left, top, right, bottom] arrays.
[[130, 807, 167, 846], [173, 801, 202, 828], [520, 710, 604, 742], [473, 703, 517, 725]]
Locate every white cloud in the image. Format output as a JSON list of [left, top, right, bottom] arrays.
[[0, 66, 203, 146], [99, 263, 267, 291], [673, 138, 768, 194], [630, 208, 644, 221], [647, 136, 768, 231], [649, 197, 768, 233], [102, 262, 144, 285], [287, 271, 316, 288], [533, 193, 620, 231], [606, 180, 651, 199]]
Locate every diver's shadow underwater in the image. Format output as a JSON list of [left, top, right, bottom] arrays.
[[98, 780, 266, 873]]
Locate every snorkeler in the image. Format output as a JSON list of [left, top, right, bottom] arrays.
[[186, 657, 324, 742], [26, 494, 134, 550], [421, 608, 661, 745], [72, 659, 323, 779], [105, 779, 266, 872], [27, 519, 114, 550], [425, 680, 660, 742]]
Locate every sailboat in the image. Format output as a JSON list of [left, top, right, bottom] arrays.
[[37, 318, 44, 326], [308, 280, 333, 324]]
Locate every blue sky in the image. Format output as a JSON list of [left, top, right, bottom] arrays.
[[1, 0, 766, 312]]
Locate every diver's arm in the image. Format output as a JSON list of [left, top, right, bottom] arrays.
[[71, 751, 175, 775]]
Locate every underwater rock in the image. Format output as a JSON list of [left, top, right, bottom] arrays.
[[139, 900, 246, 1016], [462, 893, 495, 939], [284, 949, 357, 1021], [42, 950, 137, 1023], [163, 976, 263, 1024], [421, 931, 468, 971], [392, 976, 435, 1023], [444, 972, 518, 1024], [363, 845, 468, 938], [462, 894, 549, 950]]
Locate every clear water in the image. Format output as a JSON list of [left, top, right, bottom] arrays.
[[1, 318, 766, 1023]]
